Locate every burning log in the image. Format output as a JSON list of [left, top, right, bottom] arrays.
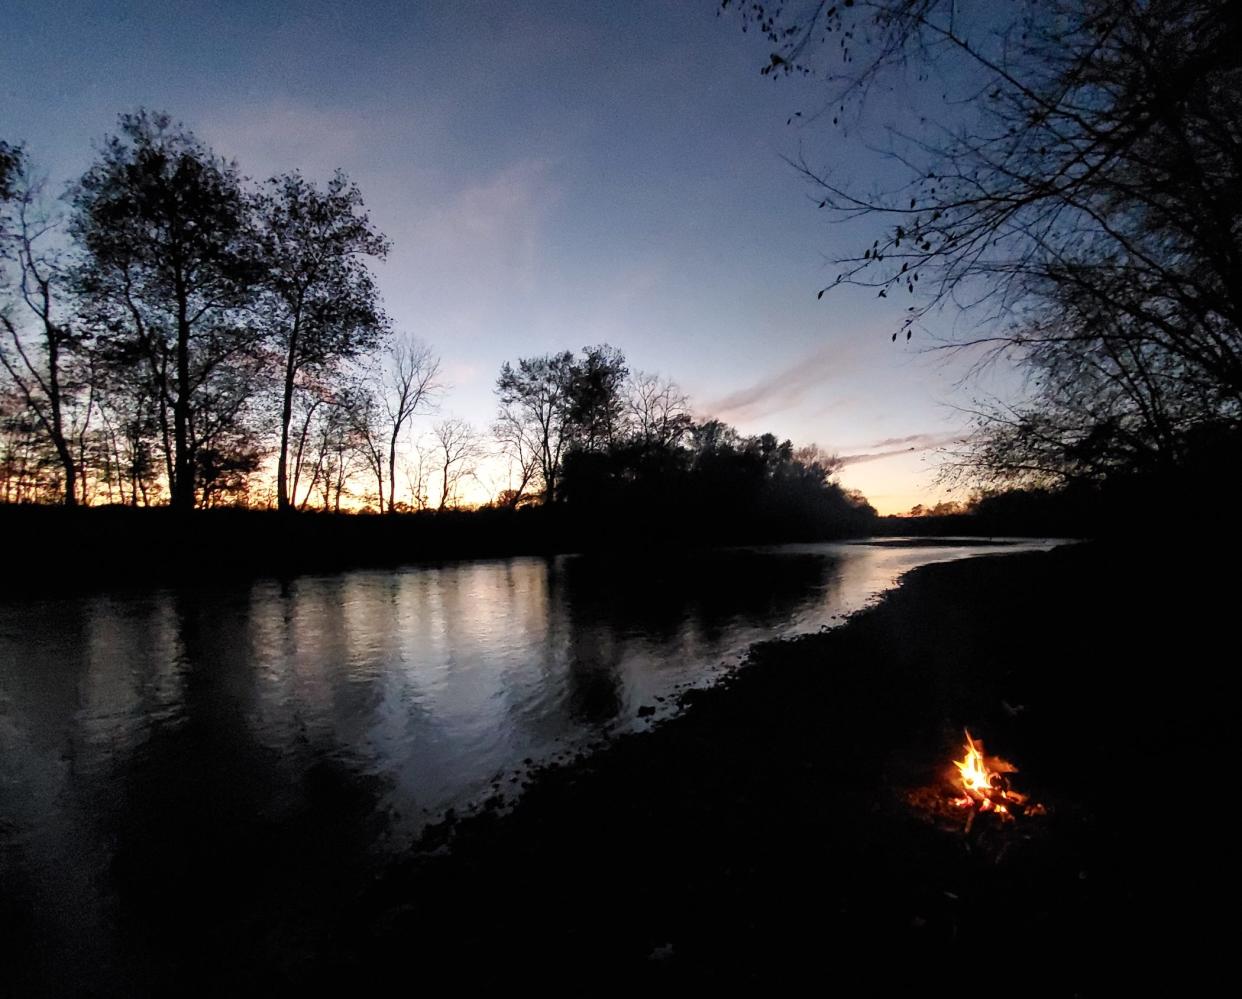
[[951, 730, 1025, 823], [906, 729, 1046, 836]]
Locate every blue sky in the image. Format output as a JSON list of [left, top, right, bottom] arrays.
[[1, 0, 1010, 513]]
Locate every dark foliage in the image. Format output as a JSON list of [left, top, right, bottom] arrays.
[[0, 141, 21, 203], [559, 427, 875, 543]]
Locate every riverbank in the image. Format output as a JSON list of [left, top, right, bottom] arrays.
[[1, 503, 877, 594], [311, 540, 1228, 992], [0, 503, 1072, 595]]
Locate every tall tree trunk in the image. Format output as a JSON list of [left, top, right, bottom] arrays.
[[171, 291, 195, 511], [276, 317, 300, 512], [387, 430, 398, 514], [157, 362, 174, 500], [44, 315, 77, 507]]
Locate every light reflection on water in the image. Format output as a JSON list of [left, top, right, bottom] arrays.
[[0, 539, 1058, 989]]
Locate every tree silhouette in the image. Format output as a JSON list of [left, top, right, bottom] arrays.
[[432, 417, 483, 510], [256, 171, 389, 512], [73, 110, 261, 510], [496, 351, 576, 506], [0, 141, 20, 204], [350, 334, 440, 512], [1, 149, 91, 505], [566, 344, 628, 453], [627, 371, 693, 455], [494, 346, 631, 506], [728, 0, 1242, 489]]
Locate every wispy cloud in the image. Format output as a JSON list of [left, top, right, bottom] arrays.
[[702, 343, 859, 424], [398, 158, 559, 303], [198, 99, 385, 180], [865, 433, 952, 450], [836, 432, 959, 466]]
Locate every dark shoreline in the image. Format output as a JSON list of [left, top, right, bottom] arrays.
[[0, 503, 1082, 597], [1, 503, 869, 596], [310, 541, 1227, 991]]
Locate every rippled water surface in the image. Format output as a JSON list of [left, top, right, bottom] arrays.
[[0, 539, 1057, 987]]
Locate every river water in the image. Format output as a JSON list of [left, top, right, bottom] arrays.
[[0, 538, 1057, 990]]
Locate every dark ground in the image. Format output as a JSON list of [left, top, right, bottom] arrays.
[[310, 540, 1231, 994]]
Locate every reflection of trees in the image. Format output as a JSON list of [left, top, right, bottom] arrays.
[[556, 550, 838, 642], [4, 549, 856, 991], [101, 587, 393, 992], [561, 622, 625, 726], [533, 550, 839, 730]]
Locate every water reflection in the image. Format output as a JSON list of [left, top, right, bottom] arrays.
[[0, 539, 1058, 992]]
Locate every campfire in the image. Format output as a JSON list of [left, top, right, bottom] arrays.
[[950, 731, 1031, 830], [907, 729, 1045, 835]]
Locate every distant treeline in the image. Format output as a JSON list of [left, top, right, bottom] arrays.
[[492, 344, 876, 539], [0, 498, 872, 594], [883, 425, 1241, 538]]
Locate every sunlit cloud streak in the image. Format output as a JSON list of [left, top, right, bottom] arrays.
[[702, 343, 860, 424], [836, 432, 959, 467]]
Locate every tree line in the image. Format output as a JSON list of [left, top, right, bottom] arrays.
[[1, 112, 435, 512], [2, 112, 872, 538], [492, 344, 876, 537]]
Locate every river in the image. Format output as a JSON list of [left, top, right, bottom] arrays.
[[0, 538, 1057, 991]]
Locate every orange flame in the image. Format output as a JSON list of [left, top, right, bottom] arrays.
[[951, 730, 1023, 818], [955, 730, 993, 796]]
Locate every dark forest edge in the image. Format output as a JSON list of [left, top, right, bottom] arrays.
[[3, 455, 1207, 594], [1, 496, 876, 594], [10, 417, 1230, 593]]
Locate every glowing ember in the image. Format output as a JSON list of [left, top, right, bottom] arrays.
[[904, 729, 1047, 833], [951, 730, 1026, 821]]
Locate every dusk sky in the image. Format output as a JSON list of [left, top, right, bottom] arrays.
[[0, 0, 1014, 513]]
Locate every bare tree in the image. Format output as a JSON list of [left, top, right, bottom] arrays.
[[627, 371, 693, 451], [383, 336, 440, 513], [729, 0, 1242, 485], [495, 351, 574, 505], [431, 417, 483, 510], [0, 385, 42, 502], [0, 151, 91, 505], [402, 439, 432, 511], [306, 394, 366, 512], [491, 401, 542, 508], [349, 335, 441, 512]]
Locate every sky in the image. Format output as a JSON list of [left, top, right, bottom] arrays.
[[0, 0, 1013, 514]]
